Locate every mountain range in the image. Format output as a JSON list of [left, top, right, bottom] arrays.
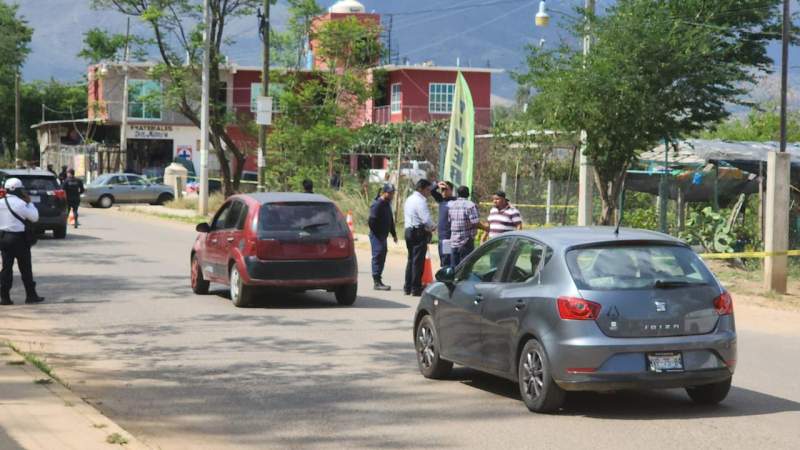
[[16, 0, 800, 107]]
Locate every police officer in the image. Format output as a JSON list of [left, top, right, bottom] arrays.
[[368, 183, 397, 291], [403, 179, 435, 296], [0, 178, 44, 305], [62, 169, 85, 228]]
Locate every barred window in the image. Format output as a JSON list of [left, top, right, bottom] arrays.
[[128, 80, 162, 120], [428, 83, 455, 114]]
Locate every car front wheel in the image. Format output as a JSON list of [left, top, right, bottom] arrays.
[[229, 264, 253, 307], [686, 377, 732, 405], [415, 315, 452, 379], [518, 339, 565, 413], [191, 255, 209, 295], [98, 195, 114, 208]]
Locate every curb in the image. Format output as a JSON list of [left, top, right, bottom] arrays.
[[2, 342, 151, 450]]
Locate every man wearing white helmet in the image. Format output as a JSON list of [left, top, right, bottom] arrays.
[[0, 178, 44, 305]]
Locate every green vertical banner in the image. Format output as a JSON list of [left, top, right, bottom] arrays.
[[443, 72, 475, 190]]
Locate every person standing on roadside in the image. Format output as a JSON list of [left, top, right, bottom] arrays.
[[403, 179, 435, 296], [431, 181, 456, 268], [448, 186, 484, 267], [368, 183, 397, 291], [0, 178, 44, 305], [302, 179, 314, 194], [62, 169, 85, 228], [485, 191, 523, 241], [58, 166, 68, 185]]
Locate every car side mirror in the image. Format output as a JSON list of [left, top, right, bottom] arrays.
[[435, 266, 456, 284], [196, 222, 211, 233]]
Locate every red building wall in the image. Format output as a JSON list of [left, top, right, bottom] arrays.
[[384, 69, 492, 132], [232, 70, 262, 117]]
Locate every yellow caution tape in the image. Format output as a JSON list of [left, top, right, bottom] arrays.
[[700, 250, 800, 260], [479, 202, 576, 209]]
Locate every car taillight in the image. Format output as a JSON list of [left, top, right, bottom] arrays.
[[47, 190, 66, 200], [713, 291, 733, 315], [557, 296, 601, 320], [329, 236, 350, 254]]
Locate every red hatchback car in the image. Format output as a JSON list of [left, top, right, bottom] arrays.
[[190, 193, 358, 307]]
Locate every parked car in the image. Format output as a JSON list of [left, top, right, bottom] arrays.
[[83, 173, 174, 208], [369, 160, 433, 185], [191, 193, 358, 307], [413, 227, 736, 413], [0, 169, 68, 238]]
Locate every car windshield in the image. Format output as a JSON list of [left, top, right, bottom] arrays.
[[18, 176, 59, 191], [566, 244, 715, 291], [259, 202, 346, 235]]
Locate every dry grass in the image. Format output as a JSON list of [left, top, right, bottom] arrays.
[[707, 259, 800, 312], [165, 193, 226, 212]]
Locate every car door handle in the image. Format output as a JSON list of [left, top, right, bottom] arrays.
[[515, 301, 527, 311], [474, 294, 484, 305], [226, 237, 235, 242], [211, 239, 218, 244]]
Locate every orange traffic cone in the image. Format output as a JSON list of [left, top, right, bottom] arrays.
[[346, 210, 356, 240], [422, 247, 434, 287], [68, 209, 75, 225]]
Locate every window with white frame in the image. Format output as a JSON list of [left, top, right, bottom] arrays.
[[128, 80, 162, 120], [428, 83, 455, 114], [251, 83, 284, 113], [390, 83, 402, 113]]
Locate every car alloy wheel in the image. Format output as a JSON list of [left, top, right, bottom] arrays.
[[229, 264, 253, 307], [230, 266, 240, 301], [99, 195, 113, 208], [414, 315, 452, 379], [517, 339, 565, 413]]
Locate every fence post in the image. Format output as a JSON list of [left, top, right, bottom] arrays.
[[546, 179, 553, 225], [501, 172, 507, 192]]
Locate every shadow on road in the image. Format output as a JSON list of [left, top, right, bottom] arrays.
[[209, 288, 410, 309], [451, 367, 800, 419]]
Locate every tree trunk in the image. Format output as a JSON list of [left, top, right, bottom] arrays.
[[593, 164, 629, 226]]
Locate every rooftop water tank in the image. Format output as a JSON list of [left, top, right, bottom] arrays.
[[329, 0, 365, 13]]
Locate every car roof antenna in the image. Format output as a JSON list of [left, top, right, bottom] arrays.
[[614, 179, 627, 237]]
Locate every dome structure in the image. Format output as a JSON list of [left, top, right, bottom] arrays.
[[329, 0, 365, 13]]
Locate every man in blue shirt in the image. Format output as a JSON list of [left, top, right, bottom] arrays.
[[368, 183, 397, 291], [403, 179, 435, 296], [431, 181, 456, 268]]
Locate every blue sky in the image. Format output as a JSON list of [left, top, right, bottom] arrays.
[[17, 0, 800, 102]]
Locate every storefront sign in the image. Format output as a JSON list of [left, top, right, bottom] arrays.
[[129, 124, 174, 140]]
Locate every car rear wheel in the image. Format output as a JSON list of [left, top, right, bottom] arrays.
[[334, 283, 357, 306], [686, 377, 732, 405], [191, 255, 209, 295], [415, 315, 452, 379], [155, 193, 174, 205], [98, 195, 114, 209], [518, 339, 565, 413], [229, 264, 253, 307], [53, 226, 67, 239]]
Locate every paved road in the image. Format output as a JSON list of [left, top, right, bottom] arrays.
[[2, 208, 800, 449]]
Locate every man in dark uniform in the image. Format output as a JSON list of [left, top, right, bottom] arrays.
[[431, 181, 456, 268], [368, 183, 397, 291], [61, 169, 85, 228], [0, 178, 44, 305], [302, 179, 314, 194], [58, 166, 68, 185]]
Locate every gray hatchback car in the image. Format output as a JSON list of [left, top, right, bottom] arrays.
[[414, 227, 736, 413]]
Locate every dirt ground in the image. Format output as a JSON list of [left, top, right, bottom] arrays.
[[705, 260, 800, 312]]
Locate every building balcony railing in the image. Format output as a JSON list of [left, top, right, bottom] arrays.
[[372, 105, 493, 131]]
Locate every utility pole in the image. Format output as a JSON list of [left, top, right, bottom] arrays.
[[764, 0, 791, 293], [199, 0, 211, 215], [120, 18, 131, 174], [257, 0, 271, 192], [14, 71, 20, 162], [577, 0, 596, 226]]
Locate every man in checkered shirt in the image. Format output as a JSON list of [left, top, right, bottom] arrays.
[[448, 186, 485, 267]]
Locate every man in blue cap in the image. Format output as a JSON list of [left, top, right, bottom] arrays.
[[368, 183, 397, 291]]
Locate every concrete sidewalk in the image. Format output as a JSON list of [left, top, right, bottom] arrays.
[[0, 345, 149, 450]]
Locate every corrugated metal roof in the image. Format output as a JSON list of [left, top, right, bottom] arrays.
[[641, 139, 800, 165]]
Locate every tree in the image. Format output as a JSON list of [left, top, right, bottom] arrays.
[[92, 0, 277, 196], [265, 15, 382, 190], [272, 0, 324, 69], [516, 0, 786, 224], [0, 1, 32, 157], [78, 27, 148, 64]]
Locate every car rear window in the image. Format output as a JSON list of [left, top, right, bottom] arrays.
[[566, 245, 715, 291], [259, 202, 347, 235], [17, 176, 59, 191]]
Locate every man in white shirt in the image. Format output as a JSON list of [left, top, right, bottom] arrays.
[[0, 178, 44, 305], [403, 179, 435, 296]]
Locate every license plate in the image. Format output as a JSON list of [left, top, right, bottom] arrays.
[[30, 195, 40, 203], [647, 352, 684, 373]]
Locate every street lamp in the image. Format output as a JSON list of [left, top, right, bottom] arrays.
[[535, 1, 550, 27]]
